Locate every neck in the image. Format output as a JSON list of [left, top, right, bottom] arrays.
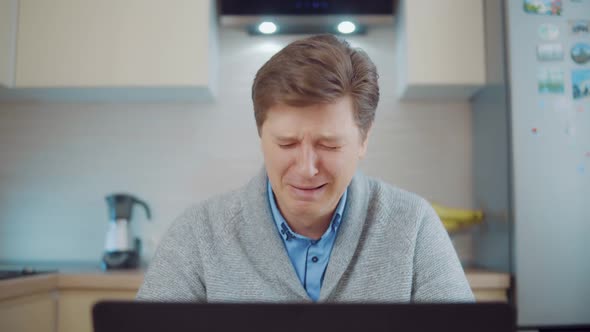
[[282, 211, 332, 240]]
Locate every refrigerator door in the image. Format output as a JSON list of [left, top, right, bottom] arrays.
[[506, 0, 590, 327]]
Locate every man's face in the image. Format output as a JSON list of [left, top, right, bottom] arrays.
[[260, 96, 369, 222]]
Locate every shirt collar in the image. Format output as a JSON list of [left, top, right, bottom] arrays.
[[267, 178, 347, 242]]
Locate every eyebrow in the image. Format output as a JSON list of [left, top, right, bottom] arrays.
[[318, 136, 345, 143], [273, 135, 297, 140]]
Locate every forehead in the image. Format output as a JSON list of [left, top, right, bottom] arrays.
[[263, 97, 357, 134]]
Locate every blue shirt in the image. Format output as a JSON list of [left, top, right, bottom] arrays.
[[267, 179, 347, 301]]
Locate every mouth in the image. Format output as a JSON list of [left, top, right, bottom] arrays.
[[288, 183, 327, 200], [291, 184, 326, 190]]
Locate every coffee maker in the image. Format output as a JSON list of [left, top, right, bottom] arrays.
[[102, 193, 151, 270]]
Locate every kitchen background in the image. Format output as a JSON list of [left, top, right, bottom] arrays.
[[0, 25, 475, 265], [1, 0, 589, 331]]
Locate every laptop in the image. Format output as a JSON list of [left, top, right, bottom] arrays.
[[93, 301, 515, 332]]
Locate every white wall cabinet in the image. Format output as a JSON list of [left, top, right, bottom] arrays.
[[395, 0, 486, 100], [1, 0, 218, 101]]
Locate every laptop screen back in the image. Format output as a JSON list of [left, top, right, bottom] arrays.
[[93, 301, 515, 332]]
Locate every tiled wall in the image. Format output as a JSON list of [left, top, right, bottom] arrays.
[[0, 27, 474, 265]]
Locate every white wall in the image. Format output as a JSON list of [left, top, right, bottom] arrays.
[[0, 27, 474, 265], [0, 0, 17, 87]]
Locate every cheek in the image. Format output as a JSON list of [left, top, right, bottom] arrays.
[[321, 150, 358, 174], [264, 146, 292, 174]]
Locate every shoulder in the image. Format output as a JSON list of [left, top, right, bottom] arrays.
[[172, 187, 245, 236], [367, 175, 427, 204], [355, 173, 434, 241], [362, 174, 431, 220], [163, 169, 267, 242]]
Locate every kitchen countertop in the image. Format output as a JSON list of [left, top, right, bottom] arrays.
[[0, 268, 510, 302]]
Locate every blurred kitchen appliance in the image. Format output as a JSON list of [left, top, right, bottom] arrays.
[[102, 194, 151, 270]]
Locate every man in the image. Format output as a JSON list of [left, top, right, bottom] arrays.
[[137, 35, 474, 303]]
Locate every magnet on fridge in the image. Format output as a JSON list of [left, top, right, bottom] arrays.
[[585, 152, 590, 158], [524, 0, 562, 16], [538, 68, 564, 94], [569, 20, 589, 37], [572, 69, 590, 100], [571, 43, 590, 65], [532, 127, 539, 135], [537, 43, 564, 61], [577, 164, 585, 174], [538, 24, 560, 40]]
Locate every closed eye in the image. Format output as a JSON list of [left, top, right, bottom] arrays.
[[321, 145, 341, 151], [278, 143, 296, 149]]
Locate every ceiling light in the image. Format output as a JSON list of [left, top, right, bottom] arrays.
[[337, 21, 356, 34], [258, 21, 277, 34]]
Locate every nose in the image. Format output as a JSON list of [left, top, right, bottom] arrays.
[[295, 143, 319, 178]]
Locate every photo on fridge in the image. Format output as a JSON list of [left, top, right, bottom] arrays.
[[572, 69, 590, 99]]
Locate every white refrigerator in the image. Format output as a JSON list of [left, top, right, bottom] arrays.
[[473, 0, 590, 329]]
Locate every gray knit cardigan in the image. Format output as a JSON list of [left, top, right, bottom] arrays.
[[136, 168, 474, 303]]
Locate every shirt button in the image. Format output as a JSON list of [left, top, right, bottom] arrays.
[[311, 256, 319, 263]]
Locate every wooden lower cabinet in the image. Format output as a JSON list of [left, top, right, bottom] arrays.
[[473, 289, 508, 302], [0, 291, 57, 332], [57, 289, 137, 332], [55, 288, 506, 332], [0, 284, 507, 332]]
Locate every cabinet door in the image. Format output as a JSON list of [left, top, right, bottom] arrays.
[[16, 0, 213, 88], [395, 0, 486, 99], [473, 289, 508, 302], [0, 292, 57, 332], [58, 289, 137, 332]]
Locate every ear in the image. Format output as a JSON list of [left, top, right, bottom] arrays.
[[358, 127, 372, 159]]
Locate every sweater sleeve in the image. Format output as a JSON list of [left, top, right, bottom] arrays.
[[136, 211, 206, 302], [411, 200, 475, 303]]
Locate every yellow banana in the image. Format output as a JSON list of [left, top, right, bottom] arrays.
[[431, 203, 484, 221], [430, 203, 484, 232]]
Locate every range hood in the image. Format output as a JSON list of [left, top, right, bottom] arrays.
[[219, 0, 396, 32], [220, 0, 396, 16]]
